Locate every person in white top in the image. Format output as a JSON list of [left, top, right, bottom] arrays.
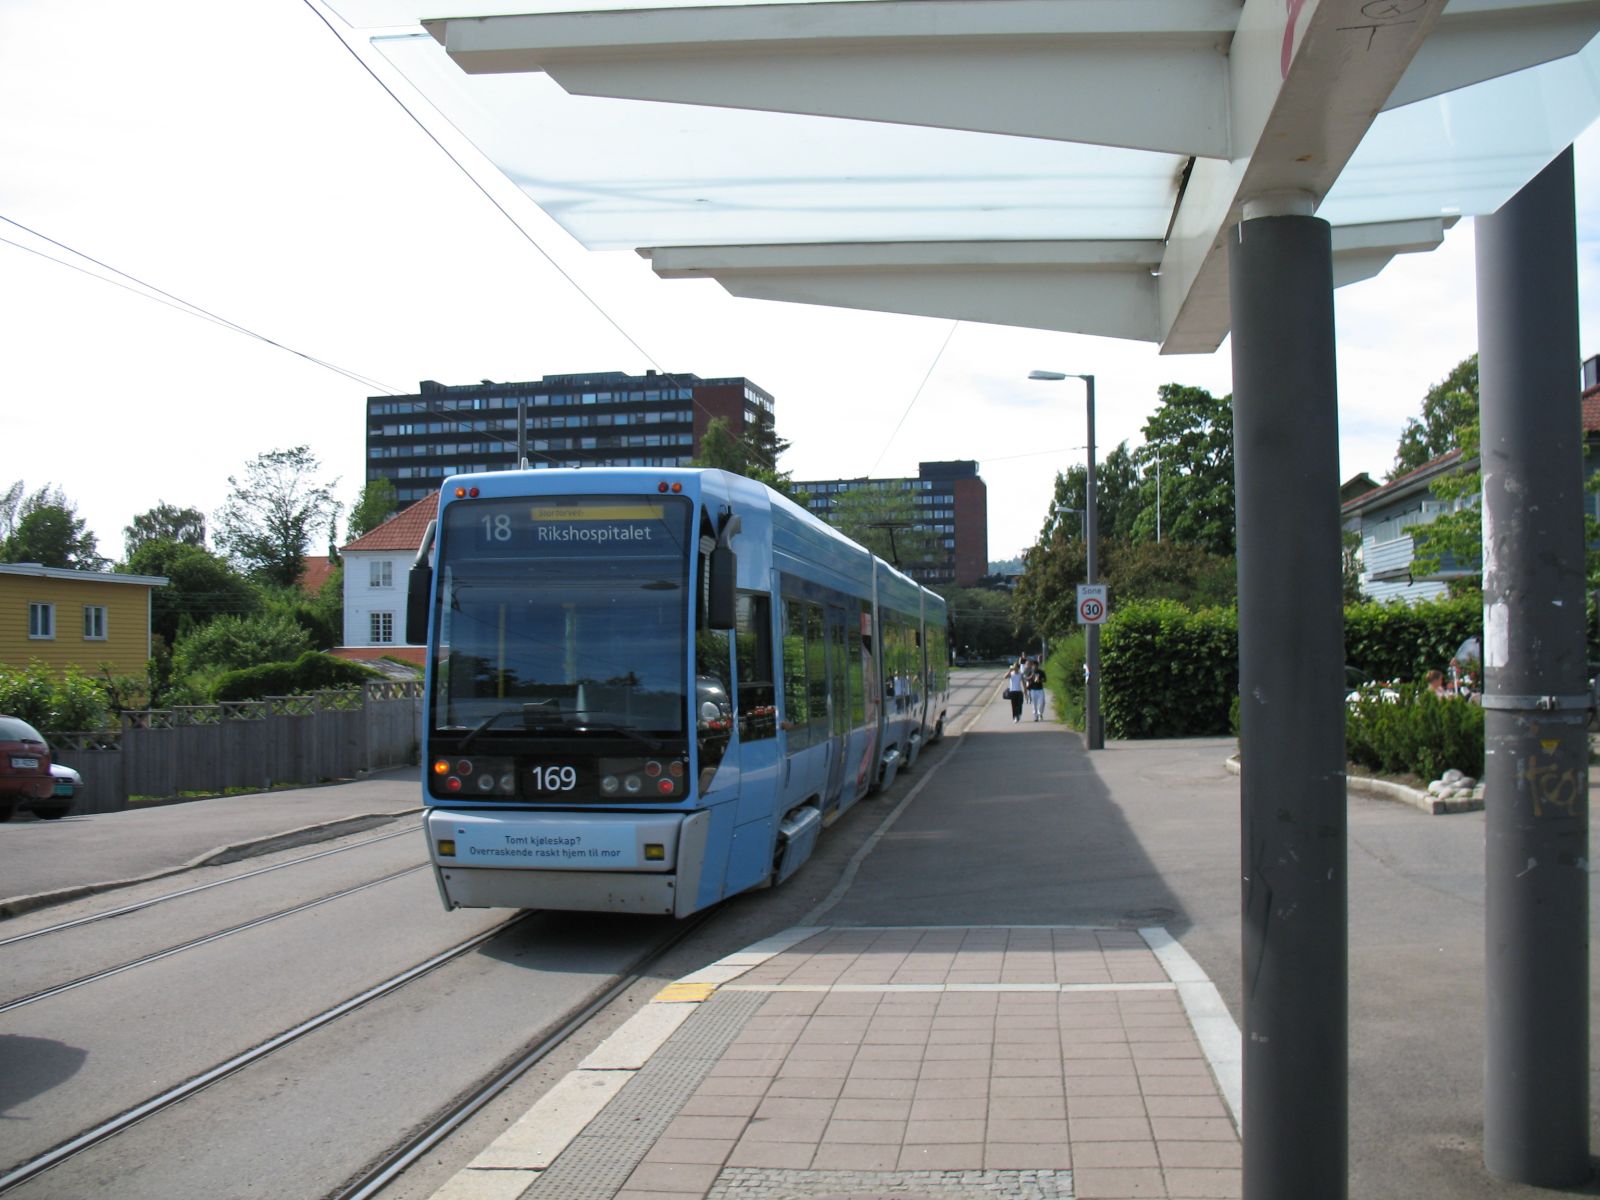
[[1003, 663, 1027, 723]]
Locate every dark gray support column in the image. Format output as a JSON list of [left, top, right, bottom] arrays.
[[1477, 146, 1589, 1187], [1230, 209, 1347, 1200]]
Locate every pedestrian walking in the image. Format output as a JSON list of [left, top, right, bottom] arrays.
[[1002, 662, 1026, 723], [1025, 661, 1047, 721]]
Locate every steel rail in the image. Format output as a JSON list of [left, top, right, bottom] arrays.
[[0, 864, 428, 1014], [0, 913, 532, 1195], [330, 907, 719, 1200]]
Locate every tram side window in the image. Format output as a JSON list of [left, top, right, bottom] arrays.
[[804, 602, 829, 743], [926, 623, 948, 693], [735, 593, 777, 741], [781, 598, 812, 750], [848, 617, 866, 726]]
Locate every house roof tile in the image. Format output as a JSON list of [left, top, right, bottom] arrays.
[[342, 491, 439, 553]]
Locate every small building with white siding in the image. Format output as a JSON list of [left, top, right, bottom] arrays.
[[335, 491, 437, 668]]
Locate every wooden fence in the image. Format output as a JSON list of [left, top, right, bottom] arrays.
[[47, 681, 423, 815]]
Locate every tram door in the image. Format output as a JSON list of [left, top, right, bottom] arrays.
[[823, 604, 850, 811]]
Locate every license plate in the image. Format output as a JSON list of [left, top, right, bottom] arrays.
[[53, 782, 73, 797], [11, 756, 38, 769]]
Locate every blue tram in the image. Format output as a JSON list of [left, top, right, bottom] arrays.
[[407, 467, 950, 916]]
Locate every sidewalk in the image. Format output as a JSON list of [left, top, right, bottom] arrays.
[[0, 767, 422, 917], [432, 690, 1246, 1200], [440, 924, 1241, 1200]]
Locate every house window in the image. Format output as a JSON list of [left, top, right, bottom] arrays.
[[370, 560, 393, 588], [83, 605, 108, 640], [371, 612, 394, 644], [28, 603, 54, 640]]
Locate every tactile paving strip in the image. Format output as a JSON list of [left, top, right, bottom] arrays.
[[524, 989, 767, 1199]]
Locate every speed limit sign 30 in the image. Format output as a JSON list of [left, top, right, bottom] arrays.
[[1076, 584, 1109, 625]]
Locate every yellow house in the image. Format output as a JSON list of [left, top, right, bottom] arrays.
[[0, 564, 168, 677]]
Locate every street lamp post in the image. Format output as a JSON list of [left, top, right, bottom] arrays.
[[1031, 370, 1102, 750]]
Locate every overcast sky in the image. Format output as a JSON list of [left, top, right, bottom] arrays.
[[3, 0, 1598, 568]]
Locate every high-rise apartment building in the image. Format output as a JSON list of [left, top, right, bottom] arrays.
[[366, 370, 776, 504], [792, 461, 989, 588]]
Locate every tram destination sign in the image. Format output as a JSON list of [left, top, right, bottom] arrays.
[[448, 494, 689, 559]]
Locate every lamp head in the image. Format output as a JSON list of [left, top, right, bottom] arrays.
[[1028, 370, 1068, 381]]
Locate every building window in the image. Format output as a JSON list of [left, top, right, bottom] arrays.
[[370, 561, 393, 588], [28, 602, 54, 640], [83, 605, 108, 640], [371, 612, 394, 644]]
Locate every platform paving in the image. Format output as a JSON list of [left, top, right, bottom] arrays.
[[436, 923, 1242, 1200]]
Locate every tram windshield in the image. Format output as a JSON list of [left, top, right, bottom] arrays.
[[431, 494, 693, 737]]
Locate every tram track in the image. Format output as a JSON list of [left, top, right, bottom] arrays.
[[332, 906, 720, 1200], [0, 911, 535, 1196], [0, 822, 422, 947], [0, 863, 429, 1014]]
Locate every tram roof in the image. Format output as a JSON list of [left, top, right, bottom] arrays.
[[327, 0, 1600, 354]]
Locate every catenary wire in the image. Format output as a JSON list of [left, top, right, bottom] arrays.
[[0, 221, 403, 397]]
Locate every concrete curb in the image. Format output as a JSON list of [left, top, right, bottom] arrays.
[[0, 809, 422, 920], [1223, 755, 1481, 815]]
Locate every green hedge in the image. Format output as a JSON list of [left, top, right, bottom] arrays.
[[1046, 631, 1086, 731], [1100, 600, 1239, 738], [1343, 595, 1480, 683], [213, 652, 382, 703], [1068, 594, 1485, 742]]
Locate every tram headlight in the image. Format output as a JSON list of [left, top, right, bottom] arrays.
[[624, 775, 643, 794], [600, 775, 620, 795]]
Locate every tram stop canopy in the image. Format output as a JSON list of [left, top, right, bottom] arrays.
[[328, 0, 1599, 354]]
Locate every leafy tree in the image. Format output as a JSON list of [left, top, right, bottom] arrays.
[[123, 540, 258, 643], [1104, 540, 1236, 610], [1038, 443, 1142, 547], [1, 484, 104, 569], [689, 416, 809, 505], [1402, 358, 1482, 585], [938, 585, 1021, 661], [347, 478, 399, 541], [1012, 525, 1086, 645], [1389, 355, 1478, 480], [0, 481, 21, 543], [124, 503, 207, 559], [824, 483, 938, 569], [1341, 528, 1365, 605], [214, 446, 340, 588], [257, 572, 343, 651], [1138, 384, 1236, 557]]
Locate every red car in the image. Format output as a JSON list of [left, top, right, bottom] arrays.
[[0, 715, 53, 821]]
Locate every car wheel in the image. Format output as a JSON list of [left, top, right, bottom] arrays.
[[0, 807, 13, 822]]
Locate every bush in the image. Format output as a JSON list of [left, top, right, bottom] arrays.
[[171, 611, 313, 680], [1046, 631, 1086, 731], [1100, 600, 1238, 738], [0, 661, 112, 733], [213, 652, 381, 702], [1345, 685, 1483, 780]]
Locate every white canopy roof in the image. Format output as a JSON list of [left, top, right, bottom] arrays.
[[330, 0, 1600, 353]]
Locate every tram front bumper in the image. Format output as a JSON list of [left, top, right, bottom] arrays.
[[425, 808, 710, 916]]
